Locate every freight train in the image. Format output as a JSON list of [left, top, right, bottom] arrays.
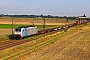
[[14, 20, 90, 40]]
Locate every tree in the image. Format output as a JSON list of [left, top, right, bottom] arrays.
[[1, 14, 4, 17]]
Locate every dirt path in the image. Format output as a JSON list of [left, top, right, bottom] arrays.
[[16, 27, 90, 60]]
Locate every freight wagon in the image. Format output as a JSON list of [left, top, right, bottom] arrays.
[[88, 20, 90, 22]]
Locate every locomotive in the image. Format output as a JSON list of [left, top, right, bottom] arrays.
[[14, 25, 38, 40]]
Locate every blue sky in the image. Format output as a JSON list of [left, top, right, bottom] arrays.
[[0, 0, 90, 16]]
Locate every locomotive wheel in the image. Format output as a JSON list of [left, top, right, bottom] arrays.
[[16, 37, 20, 40]]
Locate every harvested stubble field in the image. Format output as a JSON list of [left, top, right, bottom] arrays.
[[0, 17, 76, 25], [0, 23, 90, 60], [0, 29, 12, 34], [22, 32, 90, 60]]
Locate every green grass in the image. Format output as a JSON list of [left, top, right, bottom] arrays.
[[0, 24, 25, 29], [0, 24, 57, 30]]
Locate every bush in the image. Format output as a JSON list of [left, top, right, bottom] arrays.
[[64, 29, 67, 32], [8, 34, 14, 40], [0, 34, 11, 42]]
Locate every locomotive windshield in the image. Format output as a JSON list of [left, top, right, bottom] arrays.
[[15, 28, 21, 32]]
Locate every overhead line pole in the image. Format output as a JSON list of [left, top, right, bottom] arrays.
[[43, 18, 45, 37], [12, 18, 14, 39]]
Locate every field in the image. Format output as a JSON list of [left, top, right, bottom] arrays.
[[1, 18, 89, 60], [0, 17, 76, 25], [0, 18, 76, 34], [0, 23, 90, 60], [26, 31, 90, 60], [0, 18, 77, 41]]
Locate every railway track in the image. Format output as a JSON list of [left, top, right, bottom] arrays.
[[0, 28, 66, 51], [0, 40, 30, 50]]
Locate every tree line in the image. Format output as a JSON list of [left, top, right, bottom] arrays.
[[0, 14, 89, 20]]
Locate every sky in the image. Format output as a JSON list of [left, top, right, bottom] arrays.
[[0, 0, 90, 17]]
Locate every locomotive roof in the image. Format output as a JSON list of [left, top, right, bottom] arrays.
[[18, 25, 36, 28]]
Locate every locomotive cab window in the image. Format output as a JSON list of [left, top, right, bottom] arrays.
[[15, 28, 21, 32]]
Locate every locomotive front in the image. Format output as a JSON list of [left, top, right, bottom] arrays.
[[14, 28, 22, 40]]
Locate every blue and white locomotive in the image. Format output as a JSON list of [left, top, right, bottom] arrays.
[[14, 26, 38, 40]]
